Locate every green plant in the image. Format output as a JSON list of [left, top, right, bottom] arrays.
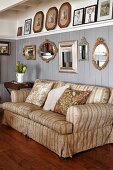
[[16, 61, 27, 73]]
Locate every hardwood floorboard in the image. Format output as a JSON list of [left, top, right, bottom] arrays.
[[0, 124, 113, 170]]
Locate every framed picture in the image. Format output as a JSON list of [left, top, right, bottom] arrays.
[[73, 8, 84, 26], [45, 7, 58, 30], [0, 41, 10, 55], [97, 0, 113, 21], [24, 19, 32, 35], [85, 5, 97, 24], [58, 2, 71, 28], [79, 37, 89, 61], [33, 11, 44, 33], [17, 27, 22, 36], [59, 41, 78, 73], [23, 45, 36, 60]]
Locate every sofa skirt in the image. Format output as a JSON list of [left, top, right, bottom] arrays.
[[2, 110, 113, 158]]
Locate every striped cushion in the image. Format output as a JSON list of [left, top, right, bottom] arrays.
[[66, 104, 113, 133], [87, 87, 110, 104], [3, 102, 41, 118], [11, 90, 30, 102], [29, 110, 73, 135], [108, 88, 113, 104]]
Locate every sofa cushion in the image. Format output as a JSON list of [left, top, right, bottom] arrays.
[[108, 88, 113, 104], [29, 110, 73, 135], [54, 89, 91, 115], [3, 102, 41, 118], [43, 85, 69, 111], [25, 80, 53, 107], [86, 87, 110, 104]]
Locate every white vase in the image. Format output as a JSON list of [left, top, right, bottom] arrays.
[[16, 73, 24, 83]]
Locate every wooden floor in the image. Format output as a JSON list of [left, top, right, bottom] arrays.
[[0, 115, 113, 170]]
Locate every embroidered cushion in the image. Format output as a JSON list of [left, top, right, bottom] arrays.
[[26, 81, 53, 107], [54, 89, 91, 115]]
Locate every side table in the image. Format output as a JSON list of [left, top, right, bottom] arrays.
[[4, 82, 34, 95]]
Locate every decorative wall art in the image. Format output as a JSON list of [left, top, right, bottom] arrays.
[[0, 41, 10, 55], [59, 41, 78, 73], [33, 11, 44, 33], [97, 0, 113, 21], [85, 5, 97, 24], [73, 8, 84, 26], [24, 19, 32, 35], [45, 7, 58, 30], [79, 37, 89, 60], [58, 2, 71, 28], [17, 27, 22, 36], [23, 45, 36, 60]]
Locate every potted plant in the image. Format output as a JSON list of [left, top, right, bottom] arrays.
[[16, 61, 27, 83]]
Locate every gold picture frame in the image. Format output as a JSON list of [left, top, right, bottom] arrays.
[[0, 41, 10, 55], [33, 11, 44, 33], [23, 45, 36, 60]]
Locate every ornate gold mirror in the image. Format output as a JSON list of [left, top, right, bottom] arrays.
[[92, 38, 109, 70], [38, 39, 58, 62]]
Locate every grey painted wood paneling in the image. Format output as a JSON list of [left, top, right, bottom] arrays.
[[16, 25, 113, 88], [0, 39, 16, 102]]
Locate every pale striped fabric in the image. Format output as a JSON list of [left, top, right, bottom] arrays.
[[66, 104, 113, 133], [3, 110, 113, 158], [11, 90, 30, 103], [29, 110, 73, 135], [87, 87, 110, 104], [108, 88, 113, 104], [3, 102, 41, 118]]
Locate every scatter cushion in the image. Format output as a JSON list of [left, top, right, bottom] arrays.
[[54, 89, 91, 115], [86, 87, 110, 104], [43, 85, 70, 111], [108, 88, 113, 104], [26, 81, 53, 107]]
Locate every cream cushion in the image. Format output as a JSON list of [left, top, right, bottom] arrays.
[[43, 85, 69, 111], [108, 88, 113, 104], [26, 81, 53, 107]]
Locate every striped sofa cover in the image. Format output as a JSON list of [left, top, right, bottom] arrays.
[[2, 80, 113, 158]]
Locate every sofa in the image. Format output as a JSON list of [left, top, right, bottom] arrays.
[[2, 79, 113, 158]]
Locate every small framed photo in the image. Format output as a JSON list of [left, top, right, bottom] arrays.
[[45, 7, 58, 30], [24, 19, 32, 35], [17, 27, 22, 36], [85, 5, 97, 24], [73, 8, 84, 26], [97, 0, 113, 21], [23, 45, 36, 60], [0, 41, 10, 55], [58, 2, 71, 28], [33, 11, 44, 33]]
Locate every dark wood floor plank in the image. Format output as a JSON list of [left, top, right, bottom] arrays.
[[0, 123, 113, 170]]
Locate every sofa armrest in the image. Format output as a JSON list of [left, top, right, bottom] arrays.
[[11, 89, 30, 103], [66, 104, 113, 133]]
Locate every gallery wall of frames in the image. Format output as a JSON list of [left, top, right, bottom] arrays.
[[17, 0, 113, 36]]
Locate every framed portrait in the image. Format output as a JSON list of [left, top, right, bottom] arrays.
[[59, 41, 78, 73], [24, 19, 32, 35], [17, 27, 22, 36], [58, 2, 71, 28], [23, 45, 36, 60], [33, 11, 44, 33], [0, 41, 10, 55], [85, 5, 97, 24], [97, 0, 113, 21], [45, 7, 58, 30], [73, 8, 84, 26]]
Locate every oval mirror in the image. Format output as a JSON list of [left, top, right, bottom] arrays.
[[92, 38, 109, 70], [38, 39, 58, 62]]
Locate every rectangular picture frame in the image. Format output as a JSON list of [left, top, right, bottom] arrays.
[[97, 0, 113, 21], [0, 41, 10, 55], [24, 19, 32, 35], [85, 5, 97, 24], [73, 8, 84, 26], [59, 41, 78, 73], [23, 45, 36, 60]]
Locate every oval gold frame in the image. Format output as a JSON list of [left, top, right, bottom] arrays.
[[92, 38, 109, 70]]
